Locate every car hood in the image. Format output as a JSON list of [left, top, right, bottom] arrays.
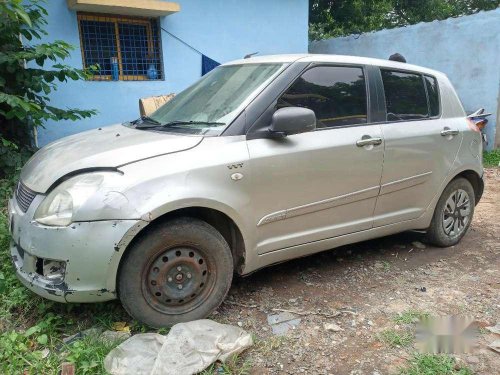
[[21, 124, 203, 193]]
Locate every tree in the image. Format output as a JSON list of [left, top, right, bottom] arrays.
[[0, 0, 96, 177], [309, 0, 500, 40]]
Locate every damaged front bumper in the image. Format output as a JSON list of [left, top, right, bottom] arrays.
[[9, 196, 146, 303]]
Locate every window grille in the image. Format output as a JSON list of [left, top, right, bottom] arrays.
[[77, 13, 163, 81]]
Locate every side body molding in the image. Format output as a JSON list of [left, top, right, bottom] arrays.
[[257, 186, 380, 226]]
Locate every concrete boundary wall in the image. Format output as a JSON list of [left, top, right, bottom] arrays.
[[310, 9, 500, 150]]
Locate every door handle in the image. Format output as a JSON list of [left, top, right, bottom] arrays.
[[356, 137, 382, 147], [441, 128, 459, 136]]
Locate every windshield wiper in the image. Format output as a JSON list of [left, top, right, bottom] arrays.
[[137, 120, 225, 130], [134, 116, 165, 128], [161, 120, 225, 127]]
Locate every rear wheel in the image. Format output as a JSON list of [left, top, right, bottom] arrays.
[[118, 218, 233, 327], [426, 178, 475, 247]]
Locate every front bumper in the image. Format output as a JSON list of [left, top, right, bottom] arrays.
[[9, 196, 146, 303]]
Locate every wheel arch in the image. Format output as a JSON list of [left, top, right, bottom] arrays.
[[453, 169, 484, 205], [116, 206, 247, 288]]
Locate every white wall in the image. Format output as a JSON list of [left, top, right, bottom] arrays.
[[310, 9, 500, 150]]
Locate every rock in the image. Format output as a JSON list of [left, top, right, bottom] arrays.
[[61, 362, 75, 375], [466, 355, 480, 364], [100, 330, 131, 343], [267, 312, 301, 335], [324, 323, 343, 332], [374, 262, 384, 269], [289, 298, 298, 304], [237, 321, 243, 327], [454, 357, 466, 371], [412, 241, 426, 249]]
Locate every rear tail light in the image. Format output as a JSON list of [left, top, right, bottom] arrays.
[[474, 119, 487, 130], [466, 118, 480, 132]]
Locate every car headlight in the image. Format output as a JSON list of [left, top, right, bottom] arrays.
[[34, 172, 117, 226]]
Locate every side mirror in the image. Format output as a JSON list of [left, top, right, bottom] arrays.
[[269, 107, 316, 137]]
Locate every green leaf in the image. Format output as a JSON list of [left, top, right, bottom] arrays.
[[36, 334, 48, 345], [15, 7, 32, 27], [24, 325, 41, 337]]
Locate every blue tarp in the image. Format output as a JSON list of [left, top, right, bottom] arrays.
[[201, 55, 220, 75]]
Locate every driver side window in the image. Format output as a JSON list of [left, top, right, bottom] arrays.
[[277, 65, 368, 129]]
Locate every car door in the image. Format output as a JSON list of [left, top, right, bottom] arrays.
[[372, 69, 462, 227], [246, 65, 385, 255]]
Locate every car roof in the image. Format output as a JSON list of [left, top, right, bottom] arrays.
[[224, 54, 445, 78]]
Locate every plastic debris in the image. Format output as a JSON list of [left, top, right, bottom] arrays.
[[104, 319, 253, 375], [101, 330, 131, 343], [59, 327, 103, 349], [267, 312, 301, 335], [488, 339, 500, 353], [486, 323, 500, 335]]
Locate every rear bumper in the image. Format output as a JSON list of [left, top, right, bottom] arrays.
[[476, 172, 485, 205]]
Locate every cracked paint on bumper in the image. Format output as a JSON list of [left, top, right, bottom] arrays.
[[9, 196, 147, 303]]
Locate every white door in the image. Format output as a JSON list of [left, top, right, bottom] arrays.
[[246, 65, 384, 254], [373, 70, 462, 227]]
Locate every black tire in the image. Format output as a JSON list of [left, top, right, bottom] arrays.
[[118, 217, 233, 328], [426, 177, 475, 247]]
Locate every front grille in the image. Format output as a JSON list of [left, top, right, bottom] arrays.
[[15, 181, 37, 213]]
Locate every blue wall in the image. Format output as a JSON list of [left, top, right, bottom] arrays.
[[310, 9, 500, 150], [37, 0, 309, 146]]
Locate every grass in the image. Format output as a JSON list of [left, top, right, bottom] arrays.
[[200, 355, 252, 375], [483, 149, 500, 167], [394, 310, 430, 325], [0, 176, 136, 374], [0, 175, 253, 374], [399, 353, 473, 375], [64, 335, 124, 375], [379, 329, 414, 348]]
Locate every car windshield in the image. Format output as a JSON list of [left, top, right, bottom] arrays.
[[141, 63, 285, 136]]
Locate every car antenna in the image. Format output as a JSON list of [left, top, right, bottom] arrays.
[[244, 52, 259, 59]]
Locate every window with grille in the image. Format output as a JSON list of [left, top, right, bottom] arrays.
[[77, 13, 163, 81]]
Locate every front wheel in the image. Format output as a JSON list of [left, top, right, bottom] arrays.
[[425, 177, 475, 247], [118, 218, 233, 328]]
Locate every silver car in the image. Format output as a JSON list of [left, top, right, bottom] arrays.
[[9, 54, 484, 327]]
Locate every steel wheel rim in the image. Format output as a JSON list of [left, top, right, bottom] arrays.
[[142, 247, 215, 315], [442, 188, 471, 237]]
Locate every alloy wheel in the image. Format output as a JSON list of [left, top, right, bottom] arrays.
[[442, 188, 471, 237]]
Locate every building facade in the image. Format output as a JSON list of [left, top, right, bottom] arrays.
[[37, 0, 309, 145]]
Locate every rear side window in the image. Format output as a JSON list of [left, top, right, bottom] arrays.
[[424, 75, 440, 117], [278, 66, 367, 128], [381, 70, 429, 121]]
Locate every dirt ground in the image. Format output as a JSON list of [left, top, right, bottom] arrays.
[[214, 168, 500, 374]]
